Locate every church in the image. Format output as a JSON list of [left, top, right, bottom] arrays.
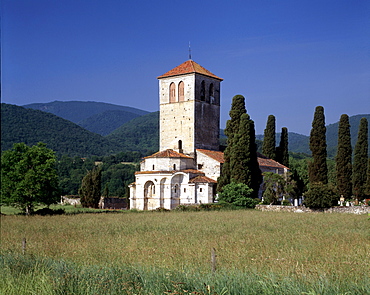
[[129, 60, 288, 210]]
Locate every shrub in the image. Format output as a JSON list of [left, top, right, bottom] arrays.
[[303, 183, 337, 209], [34, 208, 65, 216], [282, 199, 291, 206], [217, 182, 257, 208]]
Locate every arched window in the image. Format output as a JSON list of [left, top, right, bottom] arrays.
[[178, 81, 184, 102], [169, 82, 176, 103], [178, 140, 182, 150], [200, 80, 205, 101], [173, 164, 176, 170], [209, 83, 214, 104]]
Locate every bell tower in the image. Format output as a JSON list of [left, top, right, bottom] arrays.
[[157, 60, 223, 156]]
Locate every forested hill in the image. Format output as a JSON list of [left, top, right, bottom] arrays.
[[78, 110, 141, 135], [23, 100, 148, 123], [2, 101, 369, 158], [326, 114, 370, 157], [106, 111, 159, 155], [1, 103, 124, 157]]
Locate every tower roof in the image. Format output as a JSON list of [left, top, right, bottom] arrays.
[[157, 60, 223, 81], [143, 149, 193, 159]]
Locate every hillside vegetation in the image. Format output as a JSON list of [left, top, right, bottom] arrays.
[[106, 111, 160, 155], [2, 101, 369, 158], [23, 100, 148, 124], [1, 104, 123, 157], [78, 109, 141, 135], [326, 114, 370, 157]]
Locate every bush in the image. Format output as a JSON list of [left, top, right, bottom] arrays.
[[282, 199, 291, 206], [154, 207, 170, 212], [34, 208, 65, 216], [217, 183, 257, 208], [303, 183, 337, 209]]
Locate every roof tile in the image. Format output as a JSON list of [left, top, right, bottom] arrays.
[[144, 149, 193, 159], [196, 149, 225, 163], [189, 175, 217, 183], [157, 60, 223, 81]]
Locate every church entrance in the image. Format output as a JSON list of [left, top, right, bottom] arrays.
[[144, 181, 155, 210], [171, 174, 184, 209]]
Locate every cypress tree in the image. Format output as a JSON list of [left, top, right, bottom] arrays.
[[308, 106, 328, 184], [276, 127, 289, 167], [352, 117, 368, 200], [248, 118, 263, 197], [230, 113, 262, 197], [230, 113, 250, 184], [217, 95, 246, 192], [365, 158, 370, 198], [262, 115, 276, 160], [79, 167, 102, 208], [230, 114, 262, 192], [336, 114, 352, 199]]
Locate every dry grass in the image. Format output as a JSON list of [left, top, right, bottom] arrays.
[[1, 210, 369, 281]]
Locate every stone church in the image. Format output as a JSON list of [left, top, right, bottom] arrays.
[[129, 60, 288, 210]]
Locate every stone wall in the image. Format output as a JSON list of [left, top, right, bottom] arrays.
[[60, 196, 80, 206], [255, 205, 369, 215]]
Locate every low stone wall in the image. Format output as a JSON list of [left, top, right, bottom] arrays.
[[61, 196, 80, 206], [255, 205, 369, 215]]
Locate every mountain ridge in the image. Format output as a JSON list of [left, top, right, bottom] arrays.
[[2, 101, 369, 158]]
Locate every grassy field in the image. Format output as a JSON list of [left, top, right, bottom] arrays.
[[1, 209, 369, 294]]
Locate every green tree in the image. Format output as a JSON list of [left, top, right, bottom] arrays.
[[289, 154, 309, 193], [230, 113, 262, 198], [352, 117, 369, 201], [1, 142, 60, 214], [261, 172, 298, 205], [335, 114, 352, 199], [304, 183, 337, 209], [276, 127, 289, 167], [262, 172, 285, 205], [79, 167, 102, 208], [308, 106, 328, 184], [217, 182, 257, 208], [365, 158, 370, 197], [262, 115, 276, 160], [217, 95, 246, 192]]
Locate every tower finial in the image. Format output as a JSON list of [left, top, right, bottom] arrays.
[[188, 42, 192, 60]]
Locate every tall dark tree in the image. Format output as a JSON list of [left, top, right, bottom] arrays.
[[230, 113, 262, 197], [276, 127, 289, 167], [352, 117, 368, 200], [262, 115, 276, 160], [336, 114, 352, 199], [79, 166, 102, 208], [308, 106, 328, 184], [365, 158, 370, 198], [217, 95, 246, 192]]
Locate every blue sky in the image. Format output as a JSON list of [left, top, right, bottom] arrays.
[[2, 0, 370, 135]]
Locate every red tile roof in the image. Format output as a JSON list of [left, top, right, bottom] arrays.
[[257, 153, 289, 169], [196, 149, 225, 163], [135, 169, 204, 175], [189, 175, 217, 183], [196, 149, 288, 169], [157, 60, 223, 81], [144, 149, 193, 159]]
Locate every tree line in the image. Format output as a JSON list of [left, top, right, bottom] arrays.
[[217, 96, 370, 208], [1, 97, 369, 213], [1, 145, 140, 214]]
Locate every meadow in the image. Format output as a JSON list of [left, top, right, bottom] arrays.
[[1, 209, 369, 294]]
